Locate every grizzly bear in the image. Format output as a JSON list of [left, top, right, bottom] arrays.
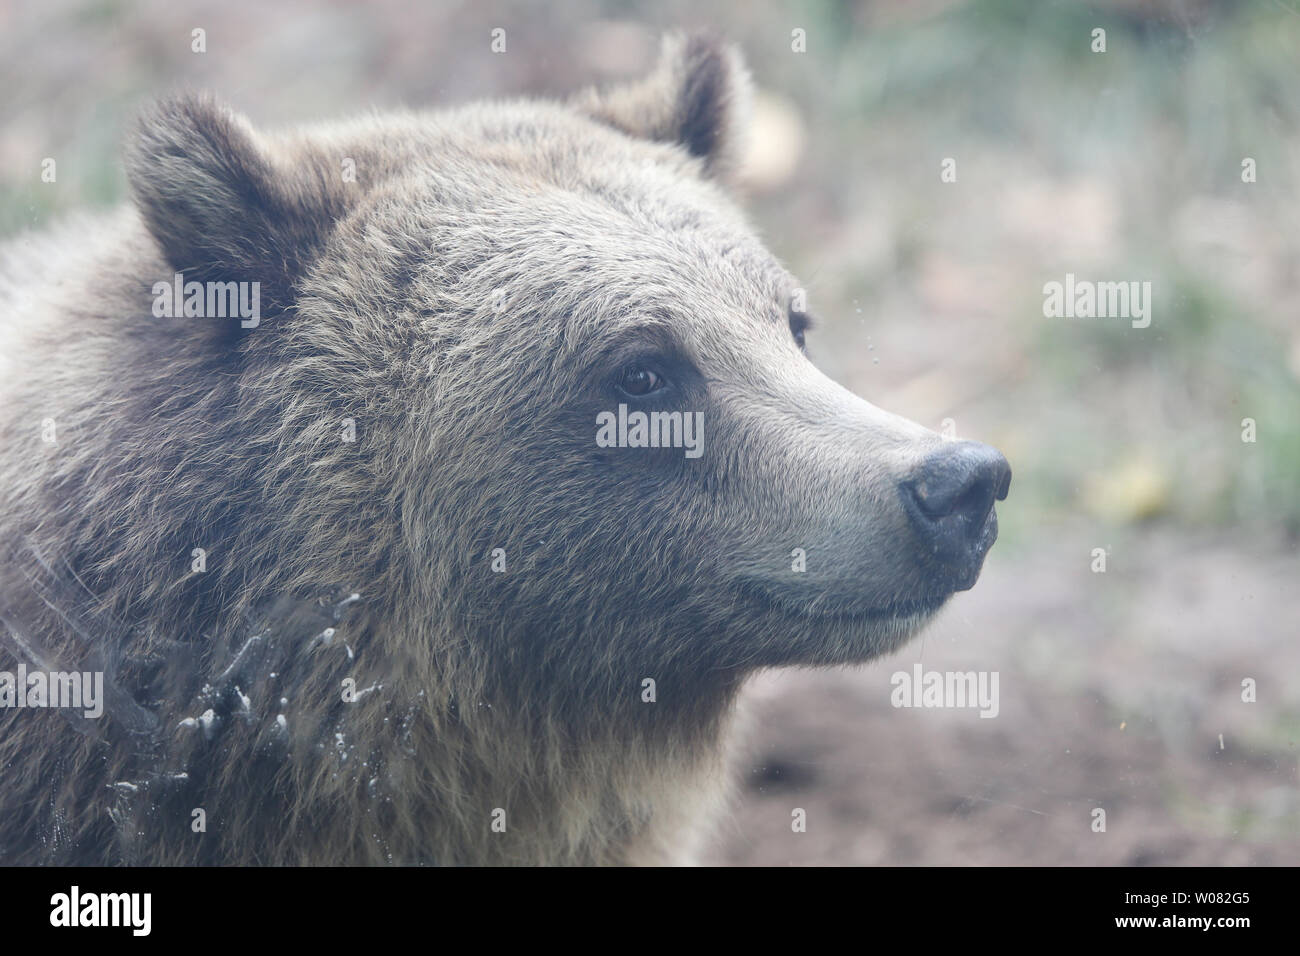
[[0, 33, 1009, 865]]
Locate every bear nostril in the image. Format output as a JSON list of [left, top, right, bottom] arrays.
[[901, 442, 1011, 576], [913, 469, 993, 521], [947, 476, 995, 522]]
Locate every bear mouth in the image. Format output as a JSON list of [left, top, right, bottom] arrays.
[[805, 592, 951, 623], [855, 593, 951, 620], [736, 580, 952, 623]]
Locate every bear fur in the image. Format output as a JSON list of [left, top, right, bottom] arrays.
[[0, 34, 984, 865]]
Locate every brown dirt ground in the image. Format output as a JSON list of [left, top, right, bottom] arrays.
[[706, 530, 1300, 865]]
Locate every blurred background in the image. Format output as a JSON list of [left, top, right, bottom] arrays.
[[1, 0, 1297, 864]]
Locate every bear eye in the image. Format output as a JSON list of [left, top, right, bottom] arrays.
[[618, 366, 665, 397], [789, 312, 811, 351]]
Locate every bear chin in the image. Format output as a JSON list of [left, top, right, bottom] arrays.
[[729, 584, 953, 668]]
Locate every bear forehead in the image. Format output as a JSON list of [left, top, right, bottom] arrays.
[[287, 102, 794, 296]]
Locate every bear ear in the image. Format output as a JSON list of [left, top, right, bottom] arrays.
[[575, 32, 753, 185], [126, 93, 341, 318]]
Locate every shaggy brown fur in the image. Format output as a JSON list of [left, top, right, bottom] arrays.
[[0, 34, 999, 865]]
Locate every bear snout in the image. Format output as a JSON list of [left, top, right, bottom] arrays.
[[899, 441, 1012, 590]]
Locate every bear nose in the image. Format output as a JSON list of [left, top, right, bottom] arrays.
[[900, 441, 1011, 588]]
